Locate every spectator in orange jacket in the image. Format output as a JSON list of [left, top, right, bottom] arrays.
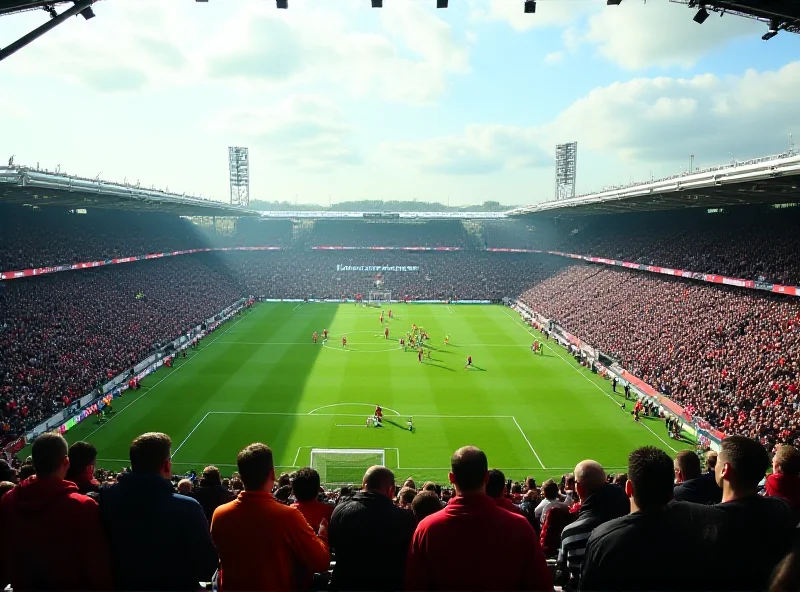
[[211, 444, 330, 591], [0, 433, 112, 591], [291, 467, 334, 528], [405, 446, 552, 591]]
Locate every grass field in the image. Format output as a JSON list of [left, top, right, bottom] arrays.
[[57, 303, 692, 485]]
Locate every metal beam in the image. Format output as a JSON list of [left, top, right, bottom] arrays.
[[0, 0, 94, 62]]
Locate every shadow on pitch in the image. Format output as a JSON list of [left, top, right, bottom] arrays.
[[426, 361, 456, 372], [467, 365, 486, 372]]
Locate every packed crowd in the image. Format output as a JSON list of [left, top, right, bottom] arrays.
[[303, 220, 478, 249], [0, 257, 242, 437], [518, 206, 800, 286], [520, 264, 800, 451], [2, 432, 799, 591]]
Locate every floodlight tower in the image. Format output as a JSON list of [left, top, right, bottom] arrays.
[[228, 146, 250, 208], [555, 142, 577, 201]]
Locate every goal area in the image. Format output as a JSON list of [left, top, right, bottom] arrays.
[[310, 448, 385, 485], [366, 291, 391, 307]]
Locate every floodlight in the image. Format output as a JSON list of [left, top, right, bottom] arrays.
[[371, 0, 382, 6], [79, 6, 95, 19], [607, 0, 622, 5], [693, 7, 709, 24], [524, 0, 536, 14], [762, 19, 779, 40], [277, 0, 288, 8], [437, 0, 448, 7]]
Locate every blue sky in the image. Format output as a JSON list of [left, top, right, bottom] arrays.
[[1, 0, 798, 206]]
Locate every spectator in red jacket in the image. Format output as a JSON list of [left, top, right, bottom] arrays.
[[765, 444, 800, 511], [405, 446, 552, 591], [0, 433, 112, 590], [291, 467, 334, 528], [486, 468, 526, 516]]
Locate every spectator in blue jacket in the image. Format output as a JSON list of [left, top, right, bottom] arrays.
[[98, 432, 218, 591]]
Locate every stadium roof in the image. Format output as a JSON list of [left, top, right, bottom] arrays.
[[0, 165, 260, 217], [510, 152, 800, 217]]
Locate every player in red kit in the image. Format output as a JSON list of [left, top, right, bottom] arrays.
[[375, 406, 383, 424], [418, 348, 424, 363], [384, 326, 389, 340], [380, 312, 384, 324], [323, 329, 328, 340], [388, 309, 393, 319], [313, 332, 318, 344], [465, 356, 472, 370], [342, 335, 347, 348]]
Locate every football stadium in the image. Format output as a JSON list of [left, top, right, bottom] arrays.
[[2, 1, 800, 592]]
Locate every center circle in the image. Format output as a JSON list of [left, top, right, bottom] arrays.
[[321, 330, 403, 353]]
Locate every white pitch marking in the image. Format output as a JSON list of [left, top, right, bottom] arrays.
[[171, 412, 210, 459], [307, 402, 401, 416], [512, 416, 546, 469]]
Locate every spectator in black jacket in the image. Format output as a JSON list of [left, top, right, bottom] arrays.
[[329, 466, 416, 591], [673, 449, 721, 505], [581, 447, 717, 591], [557, 460, 628, 591], [712, 436, 796, 592], [98, 432, 218, 591], [192, 465, 235, 523]]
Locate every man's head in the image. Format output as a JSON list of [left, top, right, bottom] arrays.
[[773, 445, 800, 477], [31, 433, 70, 479], [674, 450, 702, 484], [237, 443, 275, 492], [129, 432, 172, 477], [574, 460, 606, 502], [542, 479, 559, 501], [66, 441, 98, 481], [292, 467, 322, 503], [449, 446, 488, 495], [362, 466, 395, 498], [398, 486, 416, 508], [486, 469, 506, 499], [411, 490, 442, 522], [201, 466, 222, 486], [715, 436, 770, 500], [524, 476, 536, 491], [565, 473, 576, 491], [706, 451, 718, 471], [177, 479, 193, 495], [626, 446, 674, 512]]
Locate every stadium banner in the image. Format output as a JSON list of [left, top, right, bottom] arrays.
[[2, 436, 26, 456], [335, 265, 420, 272]]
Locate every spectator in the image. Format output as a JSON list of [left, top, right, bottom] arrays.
[[211, 443, 330, 591], [765, 444, 800, 511], [99, 432, 218, 591], [397, 485, 416, 509], [0, 433, 112, 590], [535, 478, 569, 526], [0, 481, 13, 498], [193, 465, 236, 522], [713, 436, 797, 591], [563, 473, 578, 506], [177, 479, 193, 495], [17, 464, 35, 481], [556, 460, 629, 591], [673, 449, 721, 505], [291, 466, 334, 528], [770, 544, 800, 592], [540, 504, 575, 559], [411, 490, 443, 522], [0, 459, 15, 483], [581, 446, 717, 591], [65, 441, 100, 495], [486, 468, 526, 516], [329, 466, 415, 591], [405, 446, 552, 591]]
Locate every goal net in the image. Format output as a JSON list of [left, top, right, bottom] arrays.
[[310, 448, 385, 485], [367, 291, 391, 307]]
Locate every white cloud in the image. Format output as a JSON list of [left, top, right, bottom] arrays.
[[544, 51, 564, 64], [205, 0, 470, 104], [384, 62, 800, 173], [382, 124, 550, 175], [577, 2, 761, 70], [212, 95, 362, 169]]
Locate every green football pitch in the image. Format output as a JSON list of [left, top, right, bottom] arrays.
[[57, 303, 692, 485]]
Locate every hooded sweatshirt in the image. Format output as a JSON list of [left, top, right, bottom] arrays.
[[765, 472, 800, 511], [0, 476, 112, 591]]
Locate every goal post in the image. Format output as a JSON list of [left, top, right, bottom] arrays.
[[367, 291, 391, 307], [310, 448, 386, 485]]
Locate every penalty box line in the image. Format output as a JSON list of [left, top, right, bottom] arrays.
[[170, 411, 546, 470]]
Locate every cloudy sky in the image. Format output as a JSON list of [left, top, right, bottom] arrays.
[[2, 0, 798, 206]]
